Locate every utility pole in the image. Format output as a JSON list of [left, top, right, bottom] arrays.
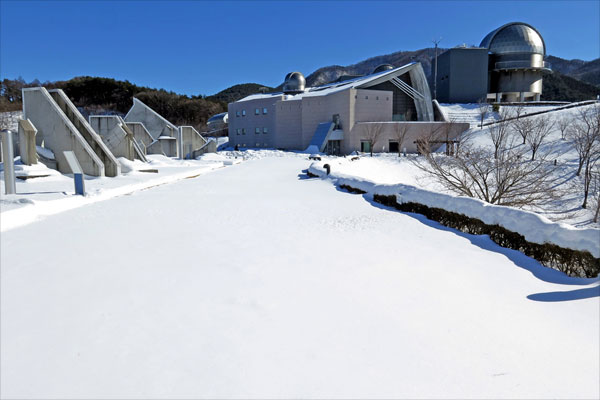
[[432, 38, 442, 100]]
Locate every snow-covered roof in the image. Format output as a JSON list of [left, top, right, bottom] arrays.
[[236, 62, 422, 103]]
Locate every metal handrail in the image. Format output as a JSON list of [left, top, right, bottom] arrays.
[[494, 60, 551, 70]]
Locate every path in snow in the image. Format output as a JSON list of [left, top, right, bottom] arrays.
[[1, 156, 598, 398]]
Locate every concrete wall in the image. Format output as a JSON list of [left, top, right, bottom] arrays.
[[272, 99, 302, 149], [22, 87, 107, 176], [350, 121, 470, 153], [125, 122, 154, 153], [89, 115, 135, 160], [228, 96, 280, 148], [124, 98, 178, 141], [18, 118, 38, 165], [48, 89, 120, 176], [179, 126, 208, 158]]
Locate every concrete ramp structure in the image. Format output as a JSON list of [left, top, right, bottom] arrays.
[[124, 98, 214, 158], [191, 139, 218, 159], [125, 122, 154, 155], [22, 87, 121, 177], [124, 98, 179, 157], [89, 115, 147, 162], [179, 126, 208, 159]]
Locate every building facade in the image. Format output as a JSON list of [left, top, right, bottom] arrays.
[[436, 22, 551, 103], [228, 62, 467, 154]]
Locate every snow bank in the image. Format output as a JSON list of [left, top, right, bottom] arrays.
[[309, 162, 600, 258]]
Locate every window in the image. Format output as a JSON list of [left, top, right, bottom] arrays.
[[361, 141, 371, 153], [242, 128, 246, 135], [386, 97, 389, 101], [255, 108, 260, 115], [389, 140, 399, 153], [236, 111, 240, 117], [256, 142, 260, 147], [263, 107, 268, 114], [376, 96, 379, 100], [263, 127, 268, 134], [365, 96, 368, 99], [236, 128, 241, 135], [264, 143, 268, 147], [242, 110, 246, 117], [255, 127, 260, 134]]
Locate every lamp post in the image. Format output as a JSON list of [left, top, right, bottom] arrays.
[[432, 38, 442, 100]]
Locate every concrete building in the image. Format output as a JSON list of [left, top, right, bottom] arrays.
[[228, 62, 467, 154], [436, 22, 551, 103], [89, 115, 147, 162]]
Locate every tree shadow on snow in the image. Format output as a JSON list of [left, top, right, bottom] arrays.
[[297, 170, 316, 180], [364, 195, 599, 302]]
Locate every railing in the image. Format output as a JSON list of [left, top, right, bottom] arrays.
[[494, 60, 551, 70]]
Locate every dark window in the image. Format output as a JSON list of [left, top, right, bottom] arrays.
[[389, 140, 399, 153]]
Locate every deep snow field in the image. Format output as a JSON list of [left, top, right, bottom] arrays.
[[1, 150, 599, 399]]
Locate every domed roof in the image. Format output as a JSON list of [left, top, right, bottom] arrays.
[[480, 22, 545, 55], [283, 71, 306, 94], [372, 64, 394, 74]]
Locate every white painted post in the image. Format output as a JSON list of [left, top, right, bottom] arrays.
[[1, 129, 16, 194]]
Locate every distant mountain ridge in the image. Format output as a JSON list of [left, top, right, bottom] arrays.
[[215, 48, 599, 104]]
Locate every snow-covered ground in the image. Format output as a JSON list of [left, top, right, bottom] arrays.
[[1, 152, 598, 399], [438, 103, 566, 128]]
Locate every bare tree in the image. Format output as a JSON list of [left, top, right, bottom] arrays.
[[415, 124, 442, 156], [413, 140, 558, 208], [512, 114, 535, 145], [526, 114, 554, 161], [589, 164, 600, 222], [393, 122, 410, 157], [477, 98, 488, 129], [566, 105, 600, 177], [557, 115, 571, 140], [489, 110, 512, 159], [438, 118, 459, 156], [511, 104, 525, 120], [363, 123, 383, 157]]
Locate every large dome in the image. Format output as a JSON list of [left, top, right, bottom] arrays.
[[480, 22, 545, 55], [283, 71, 306, 94]]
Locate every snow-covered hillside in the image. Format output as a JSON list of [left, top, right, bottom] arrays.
[[1, 154, 598, 399]]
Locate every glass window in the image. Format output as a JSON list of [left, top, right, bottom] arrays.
[[236, 110, 240, 117], [263, 127, 268, 134], [242, 128, 246, 135], [255, 127, 260, 134], [263, 108, 268, 114], [255, 108, 260, 115], [236, 128, 240, 135], [242, 110, 246, 116], [256, 142, 260, 147], [365, 96, 368, 99]]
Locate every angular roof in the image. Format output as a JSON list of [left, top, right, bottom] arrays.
[[237, 62, 425, 103]]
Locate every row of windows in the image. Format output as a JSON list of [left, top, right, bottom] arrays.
[[235, 127, 269, 135], [235, 108, 268, 117], [355, 95, 389, 100]]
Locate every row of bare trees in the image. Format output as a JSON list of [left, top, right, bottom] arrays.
[[415, 104, 600, 221]]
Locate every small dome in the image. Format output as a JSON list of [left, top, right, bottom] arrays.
[[480, 22, 545, 55], [283, 72, 306, 94], [372, 64, 394, 74]]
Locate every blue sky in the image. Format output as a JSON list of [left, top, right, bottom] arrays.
[[1, 1, 598, 96]]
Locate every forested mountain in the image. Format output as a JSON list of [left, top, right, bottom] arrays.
[[1, 49, 597, 122]]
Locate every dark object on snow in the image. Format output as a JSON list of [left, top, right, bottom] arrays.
[[309, 154, 321, 161], [324, 164, 331, 175], [234, 144, 239, 151]]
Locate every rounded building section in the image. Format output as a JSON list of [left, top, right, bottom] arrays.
[[372, 64, 394, 74], [283, 72, 306, 94], [481, 22, 551, 102]]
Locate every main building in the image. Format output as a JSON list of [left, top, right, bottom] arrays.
[[228, 62, 467, 154]]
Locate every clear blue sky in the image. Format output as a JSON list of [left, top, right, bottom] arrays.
[[1, 0, 598, 96]]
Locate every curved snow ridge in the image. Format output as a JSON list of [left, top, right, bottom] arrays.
[[308, 162, 600, 258]]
